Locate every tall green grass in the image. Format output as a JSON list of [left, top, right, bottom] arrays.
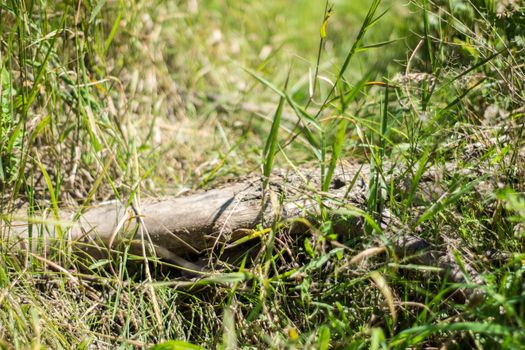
[[0, 0, 524, 349]]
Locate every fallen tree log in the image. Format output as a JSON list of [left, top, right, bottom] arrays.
[[1, 161, 487, 303], [3, 163, 365, 255]]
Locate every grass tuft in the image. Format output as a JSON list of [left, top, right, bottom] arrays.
[[1, 0, 524, 348]]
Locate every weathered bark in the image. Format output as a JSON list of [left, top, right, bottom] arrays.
[[1, 161, 486, 302], [3, 164, 367, 257]]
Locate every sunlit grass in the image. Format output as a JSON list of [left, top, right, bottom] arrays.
[[1, 0, 524, 349]]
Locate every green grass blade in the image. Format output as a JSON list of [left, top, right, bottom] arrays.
[[323, 117, 347, 192], [35, 159, 62, 239], [104, 4, 123, 53], [242, 67, 320, 129], [416, 177, 483, 225], [89, 0, 107, 24], [263, 92, 285, 187], [404, 150, 430, 216], [334, 0, 381, 87], [393, 321, 514, 346], [423, 0, 434, 68], [23, 10, 66, 115], [437, 49, 504, 93], [148, 340, 203, 350], [262, 72, 290, 188]]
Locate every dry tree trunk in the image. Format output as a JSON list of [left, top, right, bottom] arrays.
[[2, 161, 487, 303]]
